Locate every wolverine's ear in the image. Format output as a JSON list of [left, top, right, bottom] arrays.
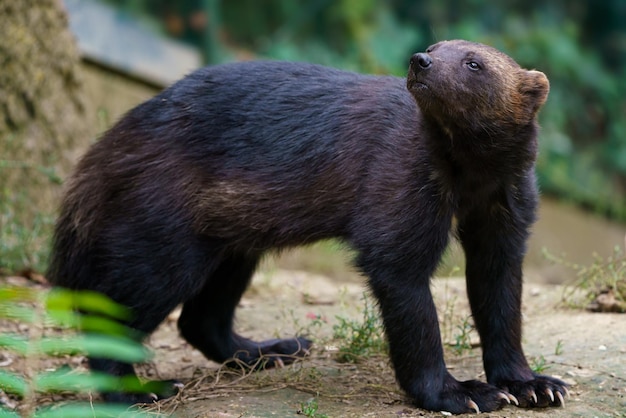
[[520, 70, 550, 118]]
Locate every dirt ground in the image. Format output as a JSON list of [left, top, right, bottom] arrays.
[[1, 262, 625, 417], [138, 267, 625, 418]]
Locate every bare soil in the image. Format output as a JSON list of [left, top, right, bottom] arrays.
[[147, 268, 626, 418], [1, 262, 625, 417]]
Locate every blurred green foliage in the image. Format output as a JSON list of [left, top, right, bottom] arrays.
[[102, 0, 626, 221], [0, 285, 156, 417]]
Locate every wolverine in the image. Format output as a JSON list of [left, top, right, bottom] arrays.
[[48, 40, 568, 413]]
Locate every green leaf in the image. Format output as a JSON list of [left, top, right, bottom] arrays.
[[43, 310, 137, 338], [0, 334, 28, 354], [46, 289, 131, 321], [0, 286, 38, 305], [0, 304, 36, 323], [41, 309, 80, 329], [0, 406, 20, 418], [33, 368, 164, 395], [37, 335, 150, 362], [0, 370, 27, 396], [0, 286, 44, 324], [77, 315, 139, 337], [33, 402, 151, 418], [34, 369, 120, 393]]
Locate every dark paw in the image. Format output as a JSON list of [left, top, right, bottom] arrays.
[[496, 374, 569, 408], [411, 377, 515, 414], [102, 379, 183, 405], [227, 337, 312, 369]]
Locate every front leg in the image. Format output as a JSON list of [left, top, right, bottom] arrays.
[[355, 210, 511, 414], [458, 182, 568, 408]]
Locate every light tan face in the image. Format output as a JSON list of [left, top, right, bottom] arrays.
[[407, 40, 549, 133]]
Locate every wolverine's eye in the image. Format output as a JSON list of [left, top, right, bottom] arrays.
[[467, 61, 481, 71]]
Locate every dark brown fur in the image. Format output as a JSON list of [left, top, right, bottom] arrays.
[[48, 40, 567, 413]]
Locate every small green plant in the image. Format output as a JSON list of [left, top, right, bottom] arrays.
[[284, 309, 327, 341], [332, 293, 387, 363], [543, 245, 626, 311], [554, 339, 564, 356], [451, 316, 474, 356], [297, 396, 328, 418], [530, 355, 548, 373], [0, 285, 159, 417]]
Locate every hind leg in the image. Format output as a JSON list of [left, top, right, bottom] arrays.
[[178, 253, 311, 369], [89, 358, 179, 404], [89, 310, 182, 403], [88, 274, 188, 404], [86, 236, 220, 404]]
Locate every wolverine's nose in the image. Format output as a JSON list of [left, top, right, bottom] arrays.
[[410, 53, 432, 71]]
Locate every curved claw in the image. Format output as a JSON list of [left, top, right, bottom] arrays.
[[564, 386, 571, 399], [497, 392, 511, 404], [467, 399, 480, 414], [545, 388, 554, 403], [556, 390, 565, 407], [507, 393, 519, 406], [530, 390, 538, 404]]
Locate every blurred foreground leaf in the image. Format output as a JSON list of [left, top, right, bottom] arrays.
[[0, 285, 155, 417]]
